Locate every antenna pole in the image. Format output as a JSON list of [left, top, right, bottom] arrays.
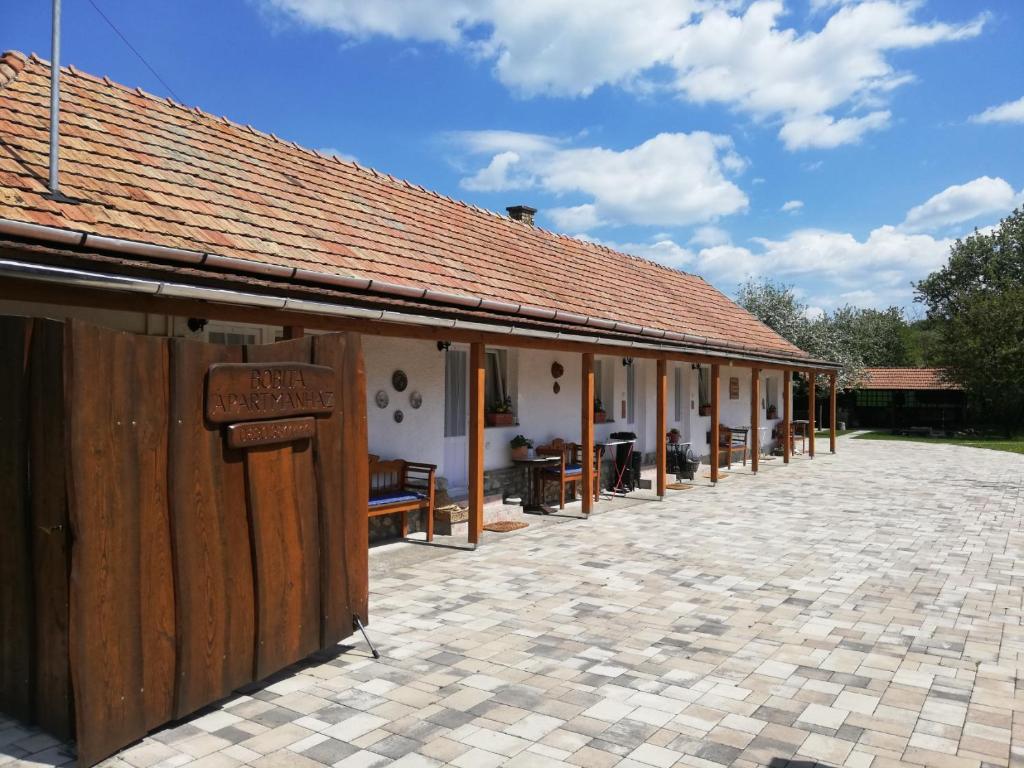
[[49, 0, 61, 195]]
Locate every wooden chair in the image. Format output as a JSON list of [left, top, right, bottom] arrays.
[[368, 456, 436, 541], [536, 439, 601, 509], [718, 425, 749, 468]]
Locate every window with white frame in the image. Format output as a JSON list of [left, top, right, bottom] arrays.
[[485, 349, 512, 414], [206, 324, 259, 346], [673, 365, 684, 421], [766, 376, 779, 416], [697, 365, 710, 408], [626, 362, 636, 424]]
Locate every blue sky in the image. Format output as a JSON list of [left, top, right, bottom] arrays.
[[5, 0, 1023, 317]]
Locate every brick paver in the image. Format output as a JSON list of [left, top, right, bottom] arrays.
[[3, 437, 1022, 767]]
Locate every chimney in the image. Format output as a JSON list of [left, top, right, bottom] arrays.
[[506, 205, 537, 226]]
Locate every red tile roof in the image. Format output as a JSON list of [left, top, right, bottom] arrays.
[[0, 51, 808, 359], [860, 368, 960, 391]]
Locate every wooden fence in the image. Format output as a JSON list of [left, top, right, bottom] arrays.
[[0, 317, 369, 766]]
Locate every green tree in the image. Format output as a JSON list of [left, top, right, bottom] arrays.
[[916, 208, 1024, 432]]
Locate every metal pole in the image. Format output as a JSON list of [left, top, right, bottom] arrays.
[[49, 0, 61, 195]]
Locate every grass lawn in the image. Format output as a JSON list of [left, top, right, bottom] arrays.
[[814, 429, 855, 437], [854, 431, 1024, 455]]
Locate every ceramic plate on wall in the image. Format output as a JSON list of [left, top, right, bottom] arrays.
[[375, 390, 389, 408], [409, 391, 422, 409], [392, 370, 408, 392], [394, 409, 404, 423]]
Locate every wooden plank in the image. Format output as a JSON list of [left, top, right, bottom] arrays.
[[244, 338, 320, 678], [710, 364, 720, 484], [29, 319, 72, 737], [205, 362, 335, 423], [750, 368, 760, 475], [656, 359, 667, 497], [67, 321, 175, 766], [581, 352, 594, 515], [340, 333, 368, 626], [0, 316, 32, 722], [808, 371, 816, 458], [783, 368, 791, 464], [830, 372, 838, 454], [168, 339, 254, 719], [468, 342, 485, 545]]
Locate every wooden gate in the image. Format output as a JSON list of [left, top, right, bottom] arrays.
[[0, 317, 369, 766]]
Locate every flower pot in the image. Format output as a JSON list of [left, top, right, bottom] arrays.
[[667, 434, 680, 444], [594, 410, 607, 423], [510, 445, 529, 461], [486, 412, 515, 427], [699, 405, 711, 417]]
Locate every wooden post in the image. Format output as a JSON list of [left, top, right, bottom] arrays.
[[468, 342, 485, 545], [782, 368, 791, 464], [656, 358, 667, 498], [710, 363, 720, 484], [283, 325, 304, 340], [830, 372, 838, 454], [750, 367, 760, 474], [808, 371, 816, 458], [581, 352, 595, 516]]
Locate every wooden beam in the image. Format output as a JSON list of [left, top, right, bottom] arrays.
[[710, 363, 720, 484], [468, 342, 485, 546], [581, 353, 595, 516], [750, 367, 760, 474], [0, 276, 838, 373], [830, 372, 838, 454], [656, 358, 667, 498], [782, 368, 791, 465], [282, 325, 304, 340], [808, 371, 816, 458]]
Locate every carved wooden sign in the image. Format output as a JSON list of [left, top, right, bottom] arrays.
[[206, 363, 335, 423], [729, 377, 740, 399], [226, 417, 316, 448]]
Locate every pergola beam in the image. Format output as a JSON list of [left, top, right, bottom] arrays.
[[468, 342, 485, 546], [656, 358, 667, 498], [750, 367, 760, 474], [710, 363, 721, 484], [581, 352, 595, 516]]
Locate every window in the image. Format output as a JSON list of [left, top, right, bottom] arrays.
[[856, 390, 893, 407], [594, 359, 604, 409], [697, 365, 710, 407], [444, 349, 467, 437], [485, 349, 511, 413], [626, 362, 636, 424], [673, 366, 683, 421], [207, 328, 258, 346], [766, 376, 779, 414]]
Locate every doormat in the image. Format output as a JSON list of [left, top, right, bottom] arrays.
[[665, 483, 694, 490], [483, 521, 529, 533], [703, 472, 730, 480]]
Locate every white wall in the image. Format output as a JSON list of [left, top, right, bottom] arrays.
[[363, 336, 445, 470]]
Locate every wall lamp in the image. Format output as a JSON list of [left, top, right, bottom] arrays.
[[436, 340, 452, 352], [622, 357, 634, 367], [187, 317, 208, 333]]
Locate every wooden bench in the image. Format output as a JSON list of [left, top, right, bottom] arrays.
[[368, 456, 436, 541], [536, 439, 601, 509]]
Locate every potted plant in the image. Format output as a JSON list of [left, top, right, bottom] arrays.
[[699, 403, 711, 416], [594, 397, 607, 423], [509, 434, 533, 461], [486, 396, 515, 427], [767, 404, 778, 420], [667, 427, 681, 444]]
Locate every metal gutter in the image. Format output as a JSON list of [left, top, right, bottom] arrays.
[[0, 256, 843, 370]]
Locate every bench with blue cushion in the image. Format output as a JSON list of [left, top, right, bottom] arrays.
[[368, 457, 436, 541]]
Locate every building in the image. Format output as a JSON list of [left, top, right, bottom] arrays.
[[0, 51, 841, 764], [849, 367, 966, 430]]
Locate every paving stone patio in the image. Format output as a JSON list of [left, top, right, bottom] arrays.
[[3, 436, 1023, 768]]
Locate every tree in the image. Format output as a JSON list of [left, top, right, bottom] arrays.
[[736, 279, 912, 390], [916, 208, 1024, 432]]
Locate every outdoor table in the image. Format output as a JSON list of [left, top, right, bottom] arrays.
[[511, 454, 561, 513], [600, 438, 638, 494]]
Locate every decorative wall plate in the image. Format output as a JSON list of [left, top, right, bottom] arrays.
[[375, 390, 389, 408], [553, 382, 561, 394], [409, 391, 423, 409], [393, 409, 404, 423], [551, 361, 564, 379], [392, 370, 408, 392]]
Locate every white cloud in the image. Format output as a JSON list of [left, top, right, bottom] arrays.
[[318, 147, 358, 163], [259, 0, 985, 150], [454, 130, 749, 228], [781, 200, 804, 213], [902, 176, 1022, 232], [689, 225, 731, 247], [970, 96, 1024, 125]]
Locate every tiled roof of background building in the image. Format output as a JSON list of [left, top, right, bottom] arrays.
[[860, 368, 960, 391], [0, 51, 807, 358]]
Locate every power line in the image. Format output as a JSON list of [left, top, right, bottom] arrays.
[[83, 0, 184, 103]]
